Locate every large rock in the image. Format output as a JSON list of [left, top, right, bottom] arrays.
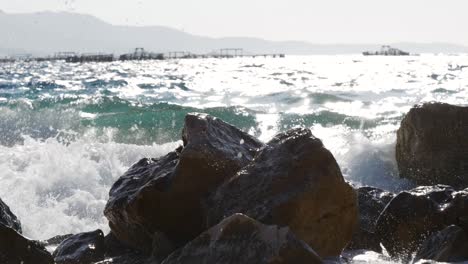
[[53, 229, 106, 264], [207, 128, 358, 257], [104, 113, 263, 253], [162, 214, 322, 264], [415, 225, 468, 263], [0, 224, 53, 264], [347, 187, 394, 252], [375, 185, 468, 258], [0, 198, 22, 233], [396, 102, 468, 188]]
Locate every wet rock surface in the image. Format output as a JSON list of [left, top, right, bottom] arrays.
[[415, 225, 468, 263], [396, 102, 468, 188], [0, 198, 53, 264], [103, 233, 143, 259], [162, 213, 322, 264], [0, 197, 22, 233], [42, 234, 74, 248], [375, 185, 468, 259], [104, 113, 263, 253], [54, 232, 150, 264], [347, 186, 395, 252], [207, 128, 358, 257], [0, 224, 53, 264], [53, 229, 106, 264]]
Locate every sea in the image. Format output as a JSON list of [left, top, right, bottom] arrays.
[[1, 54, 467, 262]]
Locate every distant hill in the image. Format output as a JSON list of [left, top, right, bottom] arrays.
[[1, 11, 467, 56]]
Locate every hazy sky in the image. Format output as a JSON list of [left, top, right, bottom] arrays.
[[1, 0, 467, 45]]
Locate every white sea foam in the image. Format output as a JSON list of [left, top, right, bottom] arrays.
[[0, 135, 180, 240]]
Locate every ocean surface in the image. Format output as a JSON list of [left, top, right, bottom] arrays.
[[1, 55, 467, 262]]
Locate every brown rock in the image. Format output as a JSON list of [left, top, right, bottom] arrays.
[[396, 102, 468, 188], [104, 113, 263, 253], [161, 214, 322, 264], [0, 224, 53, 264], [207, 128, 358, 257], [375, 185, 468, 259]]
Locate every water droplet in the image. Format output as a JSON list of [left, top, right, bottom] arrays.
[[240, 139, 245, 145], [237, 152, 242, 158]]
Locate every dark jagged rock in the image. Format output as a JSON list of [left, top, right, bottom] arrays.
[[415, 225, 468, 263], [41, 234, 74, 248], [162, 214, 322, 264], [375, 185, 468, 259], [396, 102, 468, 188], [0, 224, 53, 264], [91, 233, 149, 264], [104, 113, 264, 253], [0, 198, 22, 233], [347, 187, 395, 252], [207, 128, 358, 257], [355, 187, 395, 230], [53, 229, 106, 264]]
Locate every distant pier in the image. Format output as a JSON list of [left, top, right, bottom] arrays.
[[0, 48, 285, 64], [120, 48, 164, 61], [65, 53, 114, 63]]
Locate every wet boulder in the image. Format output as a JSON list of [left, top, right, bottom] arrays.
[[347, 186, 395, 252], [0, 224, 53, 264], [415, 225, 468, 263], [207, 128, 358, 257], [396, 102, 468, 188], [103, 232, 142, 259], [162, 214, 322, 264], [104, 113, 263, 253], [375, 185, 468, 258], [101, 233, 151, 264], [0, 198, 22, 233], [42, 234, 74, 248], [53, 229, 106, 264]]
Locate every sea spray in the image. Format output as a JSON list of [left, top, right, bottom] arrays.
[[0, 135, 180, 239]]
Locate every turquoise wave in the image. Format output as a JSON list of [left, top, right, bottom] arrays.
[[0, 94, 390, 146]]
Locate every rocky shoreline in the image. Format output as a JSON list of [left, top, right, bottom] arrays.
[[1, 102, 468, 264]]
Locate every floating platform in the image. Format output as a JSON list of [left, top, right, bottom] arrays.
[[65, 54, 114, 63], [0, 58, 15, 63], [363, 45, 410, 56], [120, 48, 164, 61]]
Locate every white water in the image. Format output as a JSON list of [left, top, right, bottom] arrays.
[[0, 134, 180, 239]]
